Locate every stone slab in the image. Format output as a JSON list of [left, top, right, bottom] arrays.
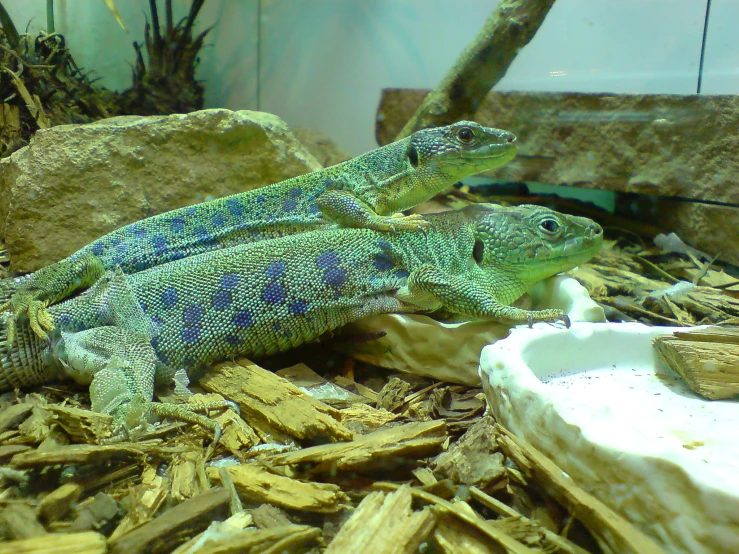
[[377, 89, 739, 205], [652, 200, 739, 267]]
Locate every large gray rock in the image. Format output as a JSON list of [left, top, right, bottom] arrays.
[[0, 109, 322, 273], [652, 201, 739, 267], [377, 89, 739, 205], [292, 127, 351, 168]]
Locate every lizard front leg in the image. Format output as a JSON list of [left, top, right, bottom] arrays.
[[399, 265, 570, 327], [1, 253, 106, 345], [315, 189, 430, 232]]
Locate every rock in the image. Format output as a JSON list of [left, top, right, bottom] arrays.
[[376, 89, 739, 205], [651, 200, 739, 267], [292, 127, 351, 168], [0, 109, 322, 273]]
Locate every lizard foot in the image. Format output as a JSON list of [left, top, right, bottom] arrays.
[[0, 294, 54, 347], [375, 213, 431, 232], [152, 399, 239, 444], [105, 399, 234, 445], [525, 309, 570, 328]]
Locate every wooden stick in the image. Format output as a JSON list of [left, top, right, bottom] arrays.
[[395, 0, 557, 139]]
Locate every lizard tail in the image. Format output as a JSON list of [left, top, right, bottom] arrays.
[[0, 313, 54, 392]]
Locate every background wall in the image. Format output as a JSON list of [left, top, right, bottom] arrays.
[[4, 0, 736, 154]]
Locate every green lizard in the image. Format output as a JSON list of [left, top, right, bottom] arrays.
[[0, 203, 602, 437], [0, 121, 516, 346]]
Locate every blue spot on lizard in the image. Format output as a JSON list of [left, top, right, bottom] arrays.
[[373, 251, 395, 271], [316, 251, 340, 269], [289, 300, 309, 315], [226, 198, 244, 217], [225, 333, 243, 346], [265, 261, 286, 279], [91, 242, 104, 256], [324, 267, 348, 288], [181, 326, 201, 344], [170, 217, 185, 234], [162, 287, 178, 308], [211, 289, 232, 310], [233, 310, 253, 328], [221, 274, 239, 289], [282, 199, 298, 212], [194, 226, 211, 241], [151, 235, 167, 254], [262, 281, 286, 304], [183, 305, 205, 325]]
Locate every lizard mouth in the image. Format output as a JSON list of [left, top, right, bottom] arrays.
[[533, 238, 603, 267], [456, 142, 518, 164]]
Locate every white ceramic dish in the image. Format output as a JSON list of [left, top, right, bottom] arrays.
[[333, 275, 605, 385], [479, 322, 739, 554]]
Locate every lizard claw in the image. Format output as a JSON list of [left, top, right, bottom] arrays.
[[1, 294, 55, 346], [382, 213, 431, 232]]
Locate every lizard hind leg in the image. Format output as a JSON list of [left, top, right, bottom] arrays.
[[58, 326, 159, 436], [59, 326, 227, 443]]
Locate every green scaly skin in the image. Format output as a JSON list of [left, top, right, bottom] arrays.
[[0, 204, 602, 439], [0, 121, 517, 346]]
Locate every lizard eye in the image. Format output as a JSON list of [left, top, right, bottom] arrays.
[[407, 145, 419, 167], [539, 218, 560, 234], [472, 240, 485, 263], [457, 127, 474, 143]]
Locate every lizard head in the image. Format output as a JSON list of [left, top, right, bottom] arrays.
[[466, 203, 603, 288], [408, 121, 517, 179]]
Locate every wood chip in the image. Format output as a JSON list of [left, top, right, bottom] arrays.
[[108, 468, 168, 541], [338, 402, 398, 433], [325, 485, 436, 554], [432, 415, 505, 487], [45, 405, 112, 443], [653, 329, 739, 400], [469, 487, 591, 554], [0, 403, 33, 433], [0, 503, 47, 540], [170, 450, 210, 501], [0, 444, 30, 461], [175, 524, 320, 554], [199, 359, 353, 442], [270, 420, 447, 472], [107, 487, 230, 554], [494, 424, 665, 554], [374, 482, 536, 553], [434, 512, 497, 554], [36, 483, 83, 523], [208, 462, 349, 513], [250, 504, 292, 529], [0, 531, 106, 554], [68, 492, 119, 532], [376, 377, 413, 412], [10, 443, 151, 469]]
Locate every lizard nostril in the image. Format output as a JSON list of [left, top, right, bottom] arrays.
[[506, 134, 516, 143]]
